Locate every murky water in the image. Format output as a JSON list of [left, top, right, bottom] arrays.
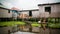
[[11, 31, 36, 34]]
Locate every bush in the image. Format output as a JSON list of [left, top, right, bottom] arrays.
[[59, 18, 60, 23], [48, 23, 60, 28], [48, 18, 56, 23], [28, 18, 41, 22], [0, 18, 13, 22], [29, 18, 36, 22], [48, 18, 60, 28], [17, 18, 22, 21]]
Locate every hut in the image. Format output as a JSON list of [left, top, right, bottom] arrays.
[[19, 9, 39, 18], [0, 7, 12, 21], [38, 2, 60, 18]]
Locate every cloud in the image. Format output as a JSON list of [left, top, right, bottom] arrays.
[[1, 1, 14, 9], [37, 0, 60, 4], [0, 0, 60, 10]]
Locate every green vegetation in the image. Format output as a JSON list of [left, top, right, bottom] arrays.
[[31, 23, 41, 27], [0, 21, 41, 27], [48, 18, 60, 28], [29, 18, 40, 22], [31, 22, 41, 27], [48, 18, 55, 23], [48, 23, 60, 28], [0, 18, 60, 28], [0, 21, 25, 26], [29, 18, 36, 22]]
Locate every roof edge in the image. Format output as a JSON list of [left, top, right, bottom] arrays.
[[38, 2, 60, 6]]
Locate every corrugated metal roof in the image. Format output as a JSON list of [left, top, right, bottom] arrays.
[[38, 2, 60, 6], [0, 7, 12, 10], [19, 9, 39, 12]]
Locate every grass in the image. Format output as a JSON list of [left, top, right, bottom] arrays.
[[0, 21, 25, 26], [31, 23, 41, 27], [31, 22, 41, 27], [0, 21, 41, 27]]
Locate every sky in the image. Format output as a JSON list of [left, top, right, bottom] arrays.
[[0, 0, 60, 10]]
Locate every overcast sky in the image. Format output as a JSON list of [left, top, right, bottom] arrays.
[[0, 0, 60, 10]]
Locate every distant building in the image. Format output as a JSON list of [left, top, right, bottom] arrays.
[[0, 7, 19, 21], [0, 7, 12, 18], [38, 2, 60, 18], [19, 9, 39, 18]]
